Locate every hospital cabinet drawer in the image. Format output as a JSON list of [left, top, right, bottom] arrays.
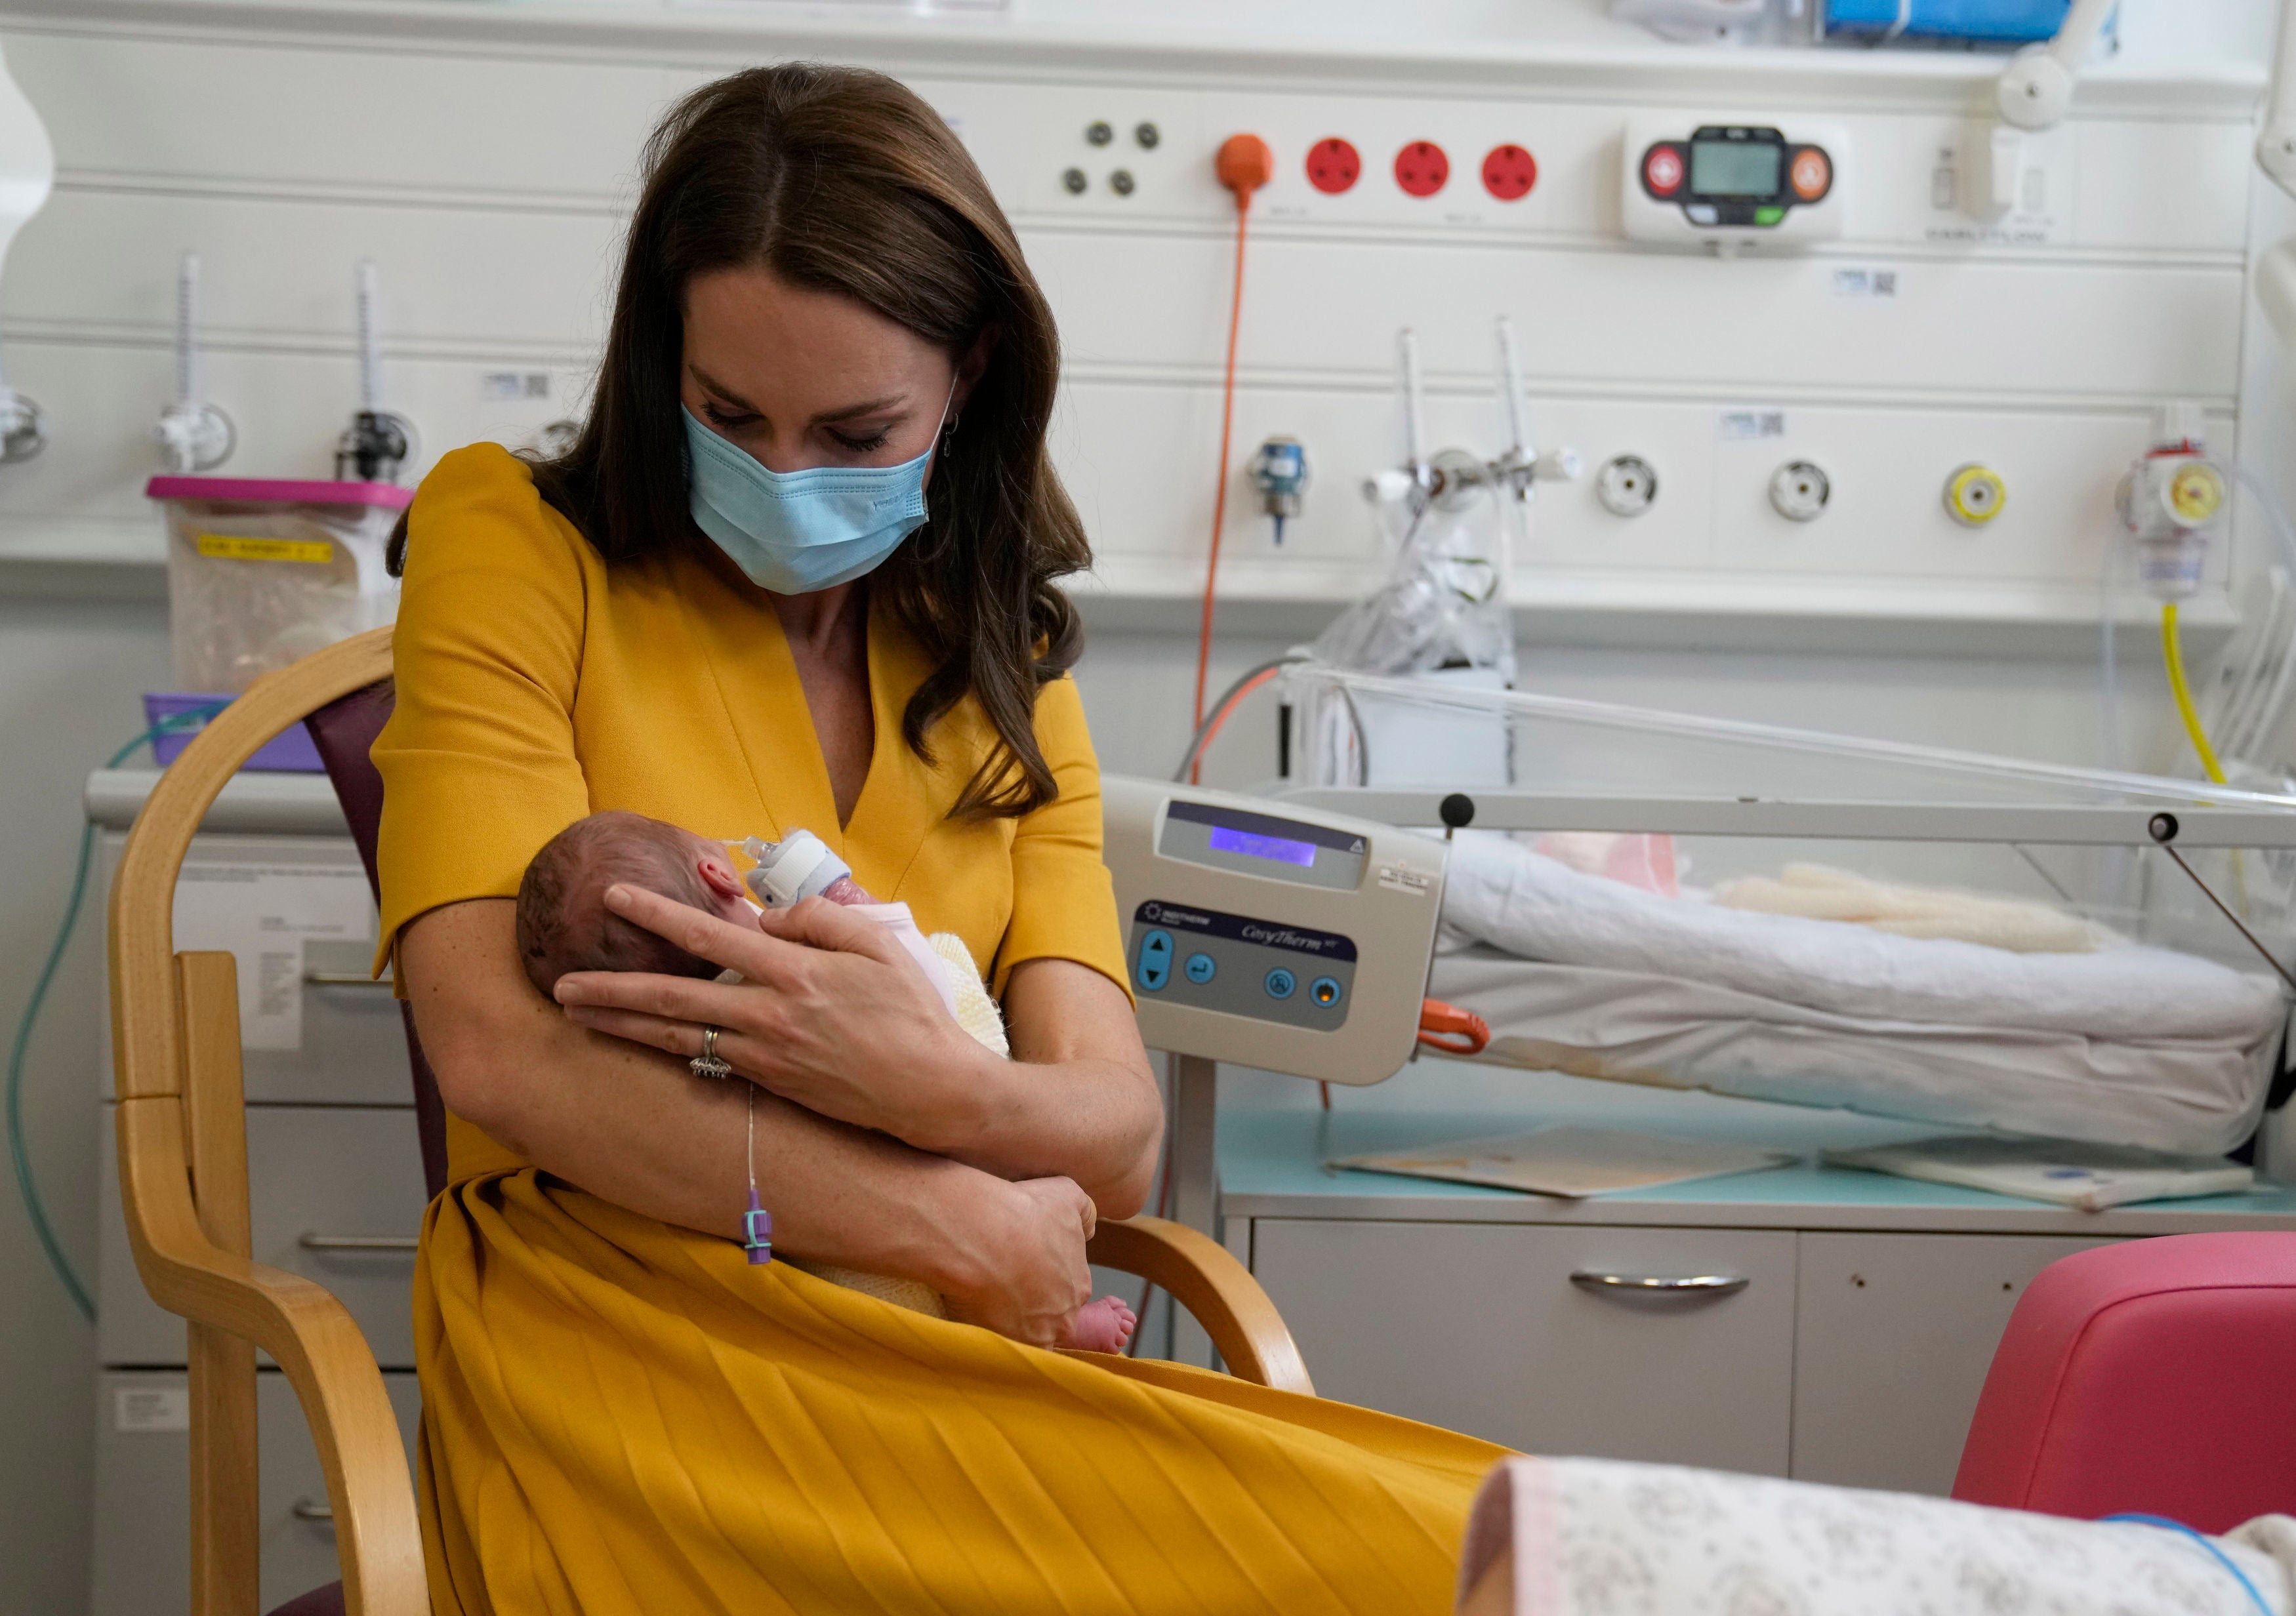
[[1248, 1220, 1797, 1475], [1789, 1232, 2119, 1496], [91, 1368, 422, 1616], [97, 1102, 428, 1369], [94, 829, 410, 1107]]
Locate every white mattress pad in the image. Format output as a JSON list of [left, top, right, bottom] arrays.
[[1433, 834, 2290, 1154], [1441, 832, 2286, 1044], [1432, 948, 2278, 1155]]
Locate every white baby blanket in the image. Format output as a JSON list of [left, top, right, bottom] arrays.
[[1431, 948, 2277, 1156], [1441, 832, 2284, 1045], [1457, 1457, 2296, 1615]]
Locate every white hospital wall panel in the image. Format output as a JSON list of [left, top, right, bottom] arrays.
[[6, 31, 673, 203], [9, 191, 619, 357], [16, 191, 2242, 404], [0, 7, 2267, 624], [1031, 232, 2245, 401], [971, 78, 2251, 256], [1057, 375, 2237, 614], [0, 339, 586, 535], [0, 336, 2235, 622]]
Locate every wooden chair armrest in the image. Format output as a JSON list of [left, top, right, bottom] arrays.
[[1086, 1215, 1314, 1396], [117, 1096, 426, 1616]]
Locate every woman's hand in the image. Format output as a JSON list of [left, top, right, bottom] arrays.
[[552, 884, 994, 1150], [551, 882, 1163, 1211], [936, 1174, 1097, 1348]]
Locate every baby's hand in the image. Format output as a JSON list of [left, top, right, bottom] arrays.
[[1061, 1294, 1138, 1355], [819, 874, 876, 906]]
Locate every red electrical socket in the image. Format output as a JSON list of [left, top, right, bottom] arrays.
[[1394, 140, 1449, 198], [1481, 144, 1537, 201], [1306, 136, 1361, 195]]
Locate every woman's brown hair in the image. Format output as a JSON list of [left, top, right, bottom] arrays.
[[392, 63, 1090, 818]]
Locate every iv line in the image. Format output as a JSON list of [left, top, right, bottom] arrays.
[[9, 701, 230, 1324]]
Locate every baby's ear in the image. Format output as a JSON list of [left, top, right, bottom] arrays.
[[696, 855, 747, 903]]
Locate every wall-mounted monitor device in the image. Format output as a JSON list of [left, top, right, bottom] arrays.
[[1621, 117, 1848, 249]]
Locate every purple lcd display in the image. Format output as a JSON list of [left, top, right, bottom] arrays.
[[1207, 824, 1319, 868]]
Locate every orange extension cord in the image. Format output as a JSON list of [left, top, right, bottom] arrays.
[[1191, 135, 1274, 783], [1134, 137, 1274, 1354]]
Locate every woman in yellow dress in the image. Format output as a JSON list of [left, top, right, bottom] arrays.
[[377, 62, 1509, 1614]]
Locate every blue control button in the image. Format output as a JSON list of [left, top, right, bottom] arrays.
[[1137, 929, 1173, 992], [1310, 976, 1343, 1008], [1184, 952, 1217, 984], [1264, 967, 1296, 1000]]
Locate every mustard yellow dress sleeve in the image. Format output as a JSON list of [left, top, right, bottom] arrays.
[[384, 446, 1509, 1616], [993, 674, 1131, 1000], [373, 442, 596, 961]]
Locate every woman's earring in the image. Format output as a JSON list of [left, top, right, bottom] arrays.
[[938, 415, 959, 463]]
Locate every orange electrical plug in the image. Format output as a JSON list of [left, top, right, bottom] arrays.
[[1216, 133, 1275, 209]]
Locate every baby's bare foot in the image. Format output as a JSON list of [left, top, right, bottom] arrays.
[[1064, 1295, 1138, 1354]]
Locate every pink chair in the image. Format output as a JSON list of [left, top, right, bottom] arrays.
[[1952, 1232, 2296, 1533]]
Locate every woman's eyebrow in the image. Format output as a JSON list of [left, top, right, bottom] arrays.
[[689, 367, 758, 413], [812, 394, 907, 425], [688, 368, 906, 425]]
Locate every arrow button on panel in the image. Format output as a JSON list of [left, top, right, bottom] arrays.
[[1137, 929, 1174, 992]]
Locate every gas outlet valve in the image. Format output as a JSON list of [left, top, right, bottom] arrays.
[[1249, 435, 1309, 544], [1596, 454, 1658, 517], [1943, 463, 2007, 527], [2116, 401, 2226, 601], [1769, 460, 1830, 522]]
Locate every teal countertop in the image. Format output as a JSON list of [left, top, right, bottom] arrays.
[[1216, 1070, 2296, 1234]]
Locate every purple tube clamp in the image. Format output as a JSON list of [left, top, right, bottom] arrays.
[[743, 1190, 773, 1266]]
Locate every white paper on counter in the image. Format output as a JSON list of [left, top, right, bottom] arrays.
[[173, 859, 377, 1051]]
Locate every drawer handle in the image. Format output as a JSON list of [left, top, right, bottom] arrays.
[[304, 970, 394, 988], [291, 1498, 334, 1524], [299, 1233, 419, 1253], [1570, 1271, 1750, 1297]]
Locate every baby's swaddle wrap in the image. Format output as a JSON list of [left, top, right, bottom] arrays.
[[742, 831, 1006, 1317]]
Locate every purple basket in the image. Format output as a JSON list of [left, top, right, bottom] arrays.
[[144, 693, 325, 773]]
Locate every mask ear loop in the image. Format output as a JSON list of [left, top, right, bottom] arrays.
[[932, 373, 961, 464]]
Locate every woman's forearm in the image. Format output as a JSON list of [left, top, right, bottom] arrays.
[[905, 956, 1161, 1213], [922, 1053, 1160, 1215], [546, 893, 1166, 1217], [403, 899, 1007, 1289]]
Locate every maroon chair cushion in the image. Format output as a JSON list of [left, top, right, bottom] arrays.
[[266, 1580, 345, 1616], [306, 677, 449, 1200]]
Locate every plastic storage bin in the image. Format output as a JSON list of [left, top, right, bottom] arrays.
[[147, 475, 413, 695], [142, 692, 323, 773]]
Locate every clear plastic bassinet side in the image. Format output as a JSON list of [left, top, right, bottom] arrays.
[[1276, 664, 2296, 1158], [1277, 660, 2296, 1001]]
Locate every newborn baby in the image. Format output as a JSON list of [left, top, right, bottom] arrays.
[[516, 810, 1138, 1355]]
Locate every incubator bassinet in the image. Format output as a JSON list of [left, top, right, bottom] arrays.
[[1276, 665, 2296, 1156]]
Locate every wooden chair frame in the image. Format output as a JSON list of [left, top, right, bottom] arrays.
[[108, 625, 1311, 1616]]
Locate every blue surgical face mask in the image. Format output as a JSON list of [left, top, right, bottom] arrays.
[[682, 384, 952, 595]]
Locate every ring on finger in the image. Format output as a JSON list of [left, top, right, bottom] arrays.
[[689, 1023, 733, 1081]]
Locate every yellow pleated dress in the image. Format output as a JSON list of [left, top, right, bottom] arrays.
[[373, 445, 1509, 1615]]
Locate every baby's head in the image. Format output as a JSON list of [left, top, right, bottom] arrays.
[[516, 811, 754, 997]]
